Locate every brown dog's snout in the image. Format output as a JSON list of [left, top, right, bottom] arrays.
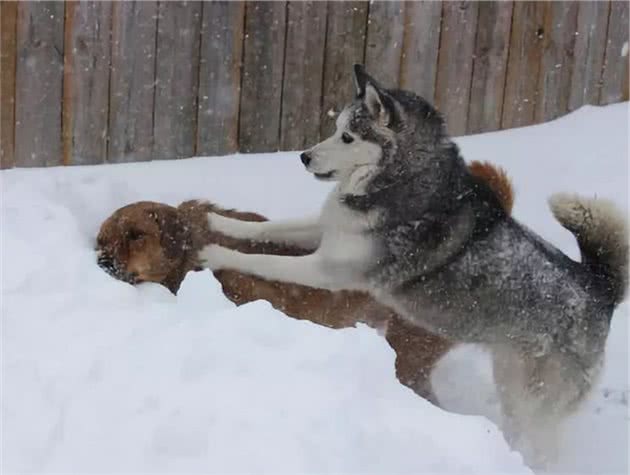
[[300, 151, 311, 167]]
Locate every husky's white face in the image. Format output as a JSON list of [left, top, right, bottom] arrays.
[[300, 108, 382, 182]]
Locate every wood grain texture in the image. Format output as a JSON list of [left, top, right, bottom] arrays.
[[14, 1, 65, 167], [399, 1, 442, 101], [1, 0, 17, 169], [435, 1, 479, 136], [196, 1, 244, 156], [568, 1, 610, 110], [364, 1, 405, 87], [280, 1, 327, 151], [600, 1, 629, 105], [467, 1, 513, 134], [238, 1, 287, 153], [108, 1, 157, 163], [501, 1, 546, 129], [62, 1, 112, 165], [535, 1, 579, 122], [154, 1, 201, 160], [319, 1, 369, 138]]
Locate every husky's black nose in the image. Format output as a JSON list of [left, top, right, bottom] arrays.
[[300, 152, 311, 167]]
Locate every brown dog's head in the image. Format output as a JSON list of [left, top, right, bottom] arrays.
[[96, 201, 192, 292]]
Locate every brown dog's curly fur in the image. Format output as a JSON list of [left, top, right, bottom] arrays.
[[96, 161, 513, 402]]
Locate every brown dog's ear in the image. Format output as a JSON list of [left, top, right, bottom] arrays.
[[152, 207, 191, 260]]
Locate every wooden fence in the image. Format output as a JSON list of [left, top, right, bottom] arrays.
[[1, 1, 628, 169]]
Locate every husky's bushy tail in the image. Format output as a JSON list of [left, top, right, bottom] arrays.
[[549, 193, 628, 305]]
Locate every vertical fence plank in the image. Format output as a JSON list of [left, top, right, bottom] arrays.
[[501, 2, 545, 129], [197, 1, 244, 156], [62, 1, 112, 166], [154, 1, 201, 160], [435, 1, 479, 136], [108, 1, 157, 163], [364, 1, 405, 87], [399, 1, 442, 101], [568, 1, 610, 111], [280, 1, 327, 151], [535, 2, 579, 122], [14, 1, 64, 167], [467, 1, 513, 134], [239, 1, 287, 153], [320, 1, 369, 138], [600, 1, 629, 105], [0, 0, 17, 169]]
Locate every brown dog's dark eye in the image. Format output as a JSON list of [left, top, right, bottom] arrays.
[[127, 229, 145, 241], [341, 132, 354, 144]]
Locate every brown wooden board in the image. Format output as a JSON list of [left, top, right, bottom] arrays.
[[0, 0, 17, 169], [600, 1, 629, 105], [14, 1, 65, 167], [535, 2, 579, 122], [154, 1, 202, 160], [107, 1, 157, 163], [196, 1, 245, 156], [501, 2, 546, 129], [319, 1, 369, 138], [364, 1, 405, 88], [568, 1, 610, 110], [279, 1, 327, 151], [399, 1, 442, 101], [467, 1, 513, 134], [62, 1, 112, 165], [435, 1, 479, 136], [238, 1, 287, 153]]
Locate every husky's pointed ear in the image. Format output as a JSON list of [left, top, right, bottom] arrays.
[[353, 64, 369, 98], [352, 65, 392, 126], [365, 83, 390, 124]]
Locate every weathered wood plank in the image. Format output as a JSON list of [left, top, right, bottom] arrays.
[[568, 1, 610, 110], [320, 1, 369, 138], [280, 1, 327, 151], [435, 1, 479, 136], [14, 1, 64, 167], [196, 1, 245, 156], [154, 1, 201, 160], [399, 1, 442, 101], [467, 1, 513, 134], [600, 1, 629, 105], [364, 1, 405, 87], [501, 2, 546, 129], [62, 1, 112, 165], [238, 1, 287, 153], [535, 1, 579, 122], [0, 0, 17, 169], [108, 1, 157, 163]]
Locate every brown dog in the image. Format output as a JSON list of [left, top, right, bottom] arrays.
[[96, 161, 514, 402]]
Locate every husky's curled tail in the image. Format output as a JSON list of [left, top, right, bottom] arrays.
[[549, 193, 628, 305]]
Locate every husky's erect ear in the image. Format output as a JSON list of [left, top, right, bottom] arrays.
[[352, 64, 392, 126], [353, 64, 370, 98]]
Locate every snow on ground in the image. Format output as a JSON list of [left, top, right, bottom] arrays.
[[1, 102, 628, 474]]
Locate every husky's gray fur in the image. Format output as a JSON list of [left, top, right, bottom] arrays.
[[199, 65, 628, 467]]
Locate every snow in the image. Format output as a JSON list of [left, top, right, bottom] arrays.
[[2, 102, 628, 474]]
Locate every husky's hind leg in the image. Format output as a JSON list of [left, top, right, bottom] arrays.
[[492, 345, 600, 469]]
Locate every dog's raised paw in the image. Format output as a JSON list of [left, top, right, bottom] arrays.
[[198, 243, 224, 270]]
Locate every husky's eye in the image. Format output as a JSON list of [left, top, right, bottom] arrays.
[[341, 132, 354, 144]]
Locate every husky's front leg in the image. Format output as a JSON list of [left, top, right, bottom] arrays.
[[209, 213, 321, 249], [199, 244, 356, 291]]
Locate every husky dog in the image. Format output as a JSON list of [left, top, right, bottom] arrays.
[[199, 65, 628, 467]]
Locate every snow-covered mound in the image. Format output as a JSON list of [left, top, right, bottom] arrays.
[[2, 103, 628, 474]]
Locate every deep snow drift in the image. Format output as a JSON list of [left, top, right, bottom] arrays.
[[1, 103, 628, 474]]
